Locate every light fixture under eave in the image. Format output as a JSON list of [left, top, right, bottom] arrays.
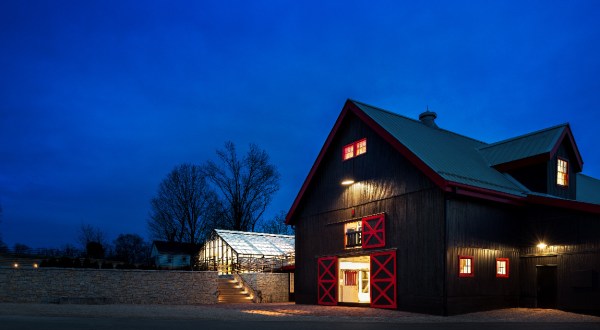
[[341, 179, 355, 186], [537, 242, 547, 249]]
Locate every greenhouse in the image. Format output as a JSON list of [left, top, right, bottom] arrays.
[[198, 229, 294, 274]]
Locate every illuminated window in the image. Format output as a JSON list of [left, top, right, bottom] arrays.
[[355, 139, 367, 156], [459, 256, 474, 277], [496, 258, 509, 278], [342, 138, 367, 160], [344, 221, 362, 248], [343, 144, 354, 160], [344, 270, 357, 286], [557, 158, 568, 186]]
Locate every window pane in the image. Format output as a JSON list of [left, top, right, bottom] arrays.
[[459, 257, 472, 274], [343, 144, 354, 160], [356, 139, 367, 156], [557, 159, 568, 186], [497, 261, 506, 274], [345, 221, 362, 248]]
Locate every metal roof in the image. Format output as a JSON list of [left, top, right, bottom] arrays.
[[214, 229, 294, 256], [352, 100, 599, 205], [577, 174, 600, 205], [353, 101, 528, 197], [478, 124, 566, 166]]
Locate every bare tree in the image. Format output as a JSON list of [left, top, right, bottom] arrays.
[[257, 211, 294, 235], [204, 141, 280, 232], [77, 224, 107, 251], [148, 163, 217, 244], [113, 233, 149, 265]]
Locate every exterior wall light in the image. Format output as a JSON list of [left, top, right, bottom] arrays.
[[33, 263, 39, 269], [536, 242, 547, 249], [13, 263, 19, 268], [341, 179, 355, 186]]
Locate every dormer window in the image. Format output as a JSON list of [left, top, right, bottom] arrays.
[[342, 138, 367, 161], [557, 158, 569, 187]]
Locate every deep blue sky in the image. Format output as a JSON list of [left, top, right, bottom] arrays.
[[1, 1, 600, 249]]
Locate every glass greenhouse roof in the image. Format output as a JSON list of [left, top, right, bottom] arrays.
[[214, 229, 294, 256]]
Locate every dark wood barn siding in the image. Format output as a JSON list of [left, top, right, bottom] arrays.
[[520, 206, 600, 312], [547, 141, 577, 199], [292, 111, 446, 314], [445, 197, 521, 315], [508, 163, 547, 194], [519, 255, 558, 307]]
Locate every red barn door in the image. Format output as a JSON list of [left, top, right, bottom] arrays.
[[370, 251, 397, 309], [317, 256, 338, 305], [362, 214, 385, 249]]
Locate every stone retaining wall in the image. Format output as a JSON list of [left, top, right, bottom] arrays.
[[239, 273, 290, 303], [0, 268, 218, 304]]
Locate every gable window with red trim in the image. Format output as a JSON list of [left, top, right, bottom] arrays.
[[557, 158, 569, 187], [496, 258, 509, 278], [342, 138, 367, 161], [459, 256, 474, 277]]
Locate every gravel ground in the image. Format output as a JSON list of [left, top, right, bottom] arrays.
[[1, 303, 600, 323]]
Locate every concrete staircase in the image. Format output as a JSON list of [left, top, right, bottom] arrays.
[[218, 275, 253, 304]]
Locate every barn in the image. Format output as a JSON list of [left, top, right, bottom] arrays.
[[285, 99, 600, 315]]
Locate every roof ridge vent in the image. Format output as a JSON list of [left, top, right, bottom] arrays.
[[419, 107, 438, 128]]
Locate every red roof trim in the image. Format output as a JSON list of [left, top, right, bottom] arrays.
[[448, 182, 525, 206], [285, 100, 448, 224], [286, 102, 352, 224], [493, 153, 550, 172], [527, 194, 600, 215], [349, 102, 449, 190]]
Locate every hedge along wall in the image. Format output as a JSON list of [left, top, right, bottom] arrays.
[[0, 268, 218, 304], [239, 273, 290, 303]]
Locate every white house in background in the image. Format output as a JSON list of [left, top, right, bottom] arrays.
[[150, 241, 200, 269]]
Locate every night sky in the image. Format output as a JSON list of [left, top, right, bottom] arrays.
[[2, 1, 600, 249]]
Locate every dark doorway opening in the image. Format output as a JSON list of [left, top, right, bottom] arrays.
[[536, 265, 557, 308]]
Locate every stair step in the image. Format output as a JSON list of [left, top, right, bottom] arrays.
[[217, 276, 252, 304]]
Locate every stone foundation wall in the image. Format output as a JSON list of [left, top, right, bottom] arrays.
[[0, 268, 218, 304], [240, 273, 290, 303]]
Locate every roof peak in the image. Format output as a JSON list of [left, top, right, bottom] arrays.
[[479, 123, 569, 150], [214, 229, 294, 238], [349, 99, 487, 145]]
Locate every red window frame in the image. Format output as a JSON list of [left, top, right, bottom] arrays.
[[355, 138, 367, 156], [496, 258, 509, 278], [342, 138, 367, 161], [362, 214, 385, 249], [458, 256, 474, 277], [342, 143, 355, 161], [557, 157, 569, 187]]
